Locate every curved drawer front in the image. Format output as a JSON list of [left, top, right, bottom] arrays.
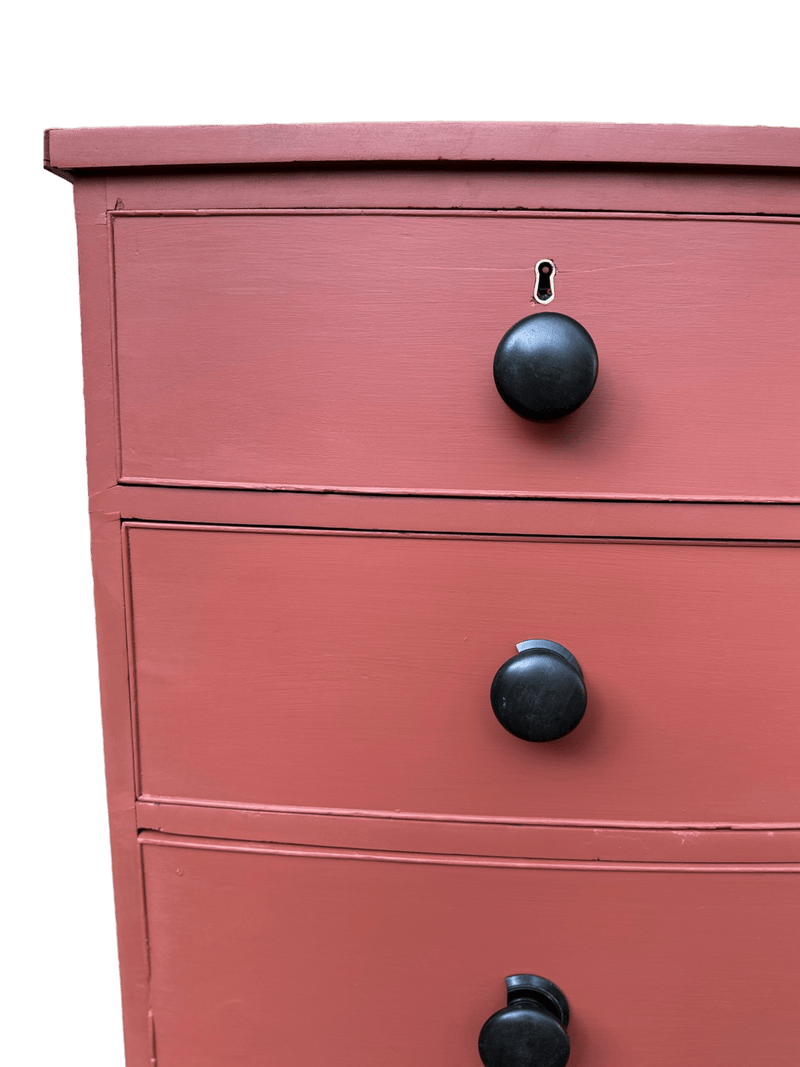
[[113, 213, 800, 502], [141, 833, 800, 1067], [128, 524, 800, 824]]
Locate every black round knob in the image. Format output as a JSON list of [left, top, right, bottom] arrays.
[[479, 975, 570, 1067], [490, 640, 586, 742], [493, 312, 598, 421]]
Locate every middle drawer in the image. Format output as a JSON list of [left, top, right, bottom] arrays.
[[127, 523, 800, 825]]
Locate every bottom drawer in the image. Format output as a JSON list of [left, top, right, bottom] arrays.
[[141, 833, 799, 1066]]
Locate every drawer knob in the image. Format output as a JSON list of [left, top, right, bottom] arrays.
[[479, 974, 571, 1067], [493, 312, 598, 421], [490, 640, 586, 742]]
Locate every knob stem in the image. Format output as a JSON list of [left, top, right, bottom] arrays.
[[505, 975, 570, 1028], [514, 640, 583, 679]]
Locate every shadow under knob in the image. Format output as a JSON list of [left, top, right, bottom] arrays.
[[493, 312, 598, 421], [490, 640, 586, 742], [479, 975, 570, 1067]]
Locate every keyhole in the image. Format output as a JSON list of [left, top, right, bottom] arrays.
[[534, 259, 556, 304]]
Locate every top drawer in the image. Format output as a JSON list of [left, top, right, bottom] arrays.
[[113, 212, 800, 501]]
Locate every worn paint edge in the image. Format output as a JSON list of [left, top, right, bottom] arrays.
[[109, 208, 800, 222], [44, 121, 800, 173], [122, 520, 800, 550], [116, 477, 800, 505], [137, 832, 800, 873], [135, 794, 800, 834]]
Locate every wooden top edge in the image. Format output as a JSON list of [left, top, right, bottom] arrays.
[[43, 120, 800, 175]]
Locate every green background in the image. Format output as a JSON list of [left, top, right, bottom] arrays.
[[6, 4, 800, 1062]]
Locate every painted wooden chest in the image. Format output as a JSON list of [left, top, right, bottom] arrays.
[[46, 121, 800, 1066]]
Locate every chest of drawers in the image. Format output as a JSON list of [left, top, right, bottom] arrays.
[[47, 122, 800, 1067]]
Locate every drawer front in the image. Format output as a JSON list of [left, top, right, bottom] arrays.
[[113, 213, 800, 502], [129, 524, 800, 824], [141, 834, 800, 1067]]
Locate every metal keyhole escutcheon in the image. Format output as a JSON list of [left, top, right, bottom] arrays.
[[534, 260, 556, 304]]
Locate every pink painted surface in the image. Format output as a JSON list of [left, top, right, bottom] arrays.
[[112, 213, 800, 500], [93, 485, 800, 541], [101, 167, 800, 216], [47, 124, 800, 1066], [74, 180, 119, 495], [135, 801, 800, 861], [141, 834, 800, 1067], [128, 524, 800, 825], [45, 120, 800, 171], [88, 510, 152, 1066]]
